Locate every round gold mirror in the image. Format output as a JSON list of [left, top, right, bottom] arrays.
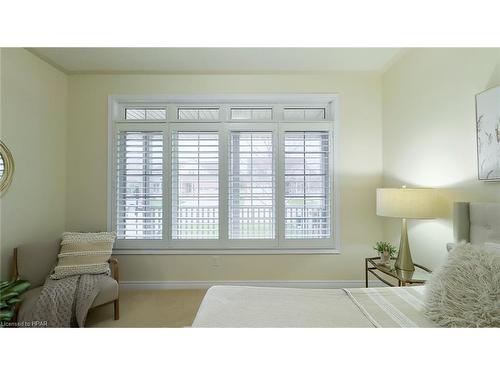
[[0, 140, 15, 194]]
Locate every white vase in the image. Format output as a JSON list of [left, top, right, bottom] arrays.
[[380, 251, 390, 265]]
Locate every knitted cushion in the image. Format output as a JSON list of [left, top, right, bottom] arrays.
[[424, 242, 500, 327], [50, 232, 116, 280]]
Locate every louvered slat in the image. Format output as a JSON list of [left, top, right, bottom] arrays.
[[116, 131, 163, 240]]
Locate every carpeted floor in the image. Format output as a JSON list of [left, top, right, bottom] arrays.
[[85, 289, 207, 328]]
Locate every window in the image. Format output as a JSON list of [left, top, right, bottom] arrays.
[[230, 108, 272, 121], [116, 131, 163, 240], [110, 95, 337, 253], [178, 108, 219, 120], [171, 131, 219, 239], [125, 108, 166, 120], [229, 132, 275, 239], [284, 132, 330, 239], [283, 108, 326, 121]]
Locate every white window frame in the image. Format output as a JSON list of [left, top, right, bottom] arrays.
[[108, 94, 340, 254]]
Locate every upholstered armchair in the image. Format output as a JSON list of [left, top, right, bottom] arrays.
[[13, 240, 120, 322]]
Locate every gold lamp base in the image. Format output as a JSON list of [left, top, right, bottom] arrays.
[[395, 218, 415, 272]]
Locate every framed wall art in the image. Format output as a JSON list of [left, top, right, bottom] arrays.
[[476, 85, 500, 181]]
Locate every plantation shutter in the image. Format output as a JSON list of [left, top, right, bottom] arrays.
[[116, 131, 163, 240], [284, 131, 330, 239], [171, 131, 219, 239], [229, 131, 275, 239]]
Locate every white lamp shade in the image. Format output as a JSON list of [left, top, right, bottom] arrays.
[[376, 188, 442, 219]]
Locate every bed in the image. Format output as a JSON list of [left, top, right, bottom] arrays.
[[193, 285, 435, 327], [192, 202, 500, 328]]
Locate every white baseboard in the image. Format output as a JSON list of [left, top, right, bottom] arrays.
[[119, 279, 385, 290]]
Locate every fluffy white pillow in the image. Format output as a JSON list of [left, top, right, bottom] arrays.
[[424, 242, 500, 327]]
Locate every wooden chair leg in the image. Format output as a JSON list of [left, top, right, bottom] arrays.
[[114, 299, 120, 320]]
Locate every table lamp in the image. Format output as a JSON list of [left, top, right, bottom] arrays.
[[376, 186, 441, 272]]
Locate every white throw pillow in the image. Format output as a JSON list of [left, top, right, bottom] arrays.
[[424, 242, 500, 327]]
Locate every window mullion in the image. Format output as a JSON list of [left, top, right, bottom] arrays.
[[220, 104, 230, 122]]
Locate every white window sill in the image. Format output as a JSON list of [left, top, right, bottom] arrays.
[[112, 248, 341, 255]]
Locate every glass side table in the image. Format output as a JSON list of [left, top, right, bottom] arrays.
[[365, 257, 432, 287]]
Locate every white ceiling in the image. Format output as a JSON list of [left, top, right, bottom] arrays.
[[30, 48, 403, 74]]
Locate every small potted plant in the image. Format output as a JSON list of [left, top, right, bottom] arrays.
[[373, 241, 397, 266]]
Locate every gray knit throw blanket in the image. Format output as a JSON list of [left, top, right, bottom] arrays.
[[22, 274, 107, 328]]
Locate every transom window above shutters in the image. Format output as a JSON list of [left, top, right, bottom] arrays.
[[283, 108, 326, 121], [230, 108, 273, 121], [177, 108, 219, 121], [125, 108, 166, 120]]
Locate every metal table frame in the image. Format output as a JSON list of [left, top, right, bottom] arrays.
[[365, 257, 432, 287]]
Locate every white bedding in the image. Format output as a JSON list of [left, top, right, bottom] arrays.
[[192, 285, 436, 328]]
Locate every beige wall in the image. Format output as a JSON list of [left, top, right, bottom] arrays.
[[67, 73, 384, 281], [382, 48, 500, 269], [3, 48, 498, 282], [0, 48, 68, 279]]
